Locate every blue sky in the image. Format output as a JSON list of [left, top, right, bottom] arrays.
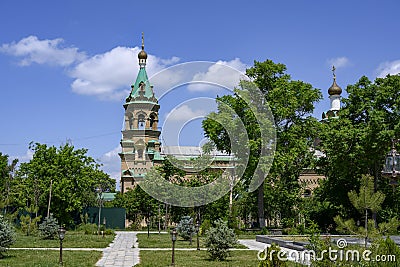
[[1, 0, 400, 189]]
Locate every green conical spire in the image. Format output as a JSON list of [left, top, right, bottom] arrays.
[[126, 33, 157, 104]]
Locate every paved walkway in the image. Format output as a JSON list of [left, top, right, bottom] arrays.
[[95, 231, 140, 267], [94, 233, 268, 267], [238, 239, 269, 251]]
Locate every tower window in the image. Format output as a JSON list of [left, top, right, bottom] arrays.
[[137, 149, 143, 159], [128, 116, 133, 130], [138, 114, 145, 130]]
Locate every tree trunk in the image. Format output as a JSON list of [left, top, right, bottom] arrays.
[[257, 181, 265, 228]]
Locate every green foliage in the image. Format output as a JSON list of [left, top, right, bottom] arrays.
[[203, 59, 322, 227], [177, 216, 195, 241], [370, 237, 400, 267], [205, 219, 237, 261], [199, 219, 211, 236], [38, 214, 59, 239], [0, 153, 18, 216], [111, 186, 158, 223], [77, 223, 98, 235], [103, 229, 114, 235], [306, 232, 333, 266], [334, 174, 399, 246], [15, 142, 115, 226], [348, 175, 385, 214], [258, 243, 287, 267], [316, 74, 400, 226], [0, 215, 16, 257], [19, 206, 41, 236]]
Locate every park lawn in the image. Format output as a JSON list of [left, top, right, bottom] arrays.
[[137, 233, 247, 249], [137, 233, 204, 248], [12, 231, 115, 248], [280, 236, 309, 242], [0, 250, 102, 267], [236, 234, 258, 239], [136, 250, 260, 267]]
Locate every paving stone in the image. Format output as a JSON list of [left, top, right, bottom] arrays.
[[96, 231, 140, 267]]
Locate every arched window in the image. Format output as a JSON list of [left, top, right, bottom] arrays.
[[137, 149, 143, 159], [138, 114, 145, 130]]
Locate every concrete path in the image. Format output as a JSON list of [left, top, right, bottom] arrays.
[[238, 239, 269, 251], [239, 239, 311, 265], [96, 231, 140, 267]]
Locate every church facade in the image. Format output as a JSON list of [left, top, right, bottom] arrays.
[[119, 35, 234, 193]]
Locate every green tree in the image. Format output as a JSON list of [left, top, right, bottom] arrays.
[[20, 205, 41, 236], [334, 175, 398, 247], [38, 213, 59, 239], [316, 74, 400, 227], [203, 59, 322, 227], [205, 219, 237, 261], [176, 215, 195, 241], [0, 215, 15, 258], [15, 142, 115, 226], [0, 153, 18, 215]]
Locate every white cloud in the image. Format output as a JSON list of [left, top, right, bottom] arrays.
[[0, 35, 86, 66], [69, 46, 181, 100], [188, 58, 247, 91], [160, 56, 180, 65], [11, 149, 34, 163], [327, 57, 350, 68], [1, 36, 249, 101], [165, 105, 207, 122], [376, 60, 400, 78], [99, 146, 121, 190]]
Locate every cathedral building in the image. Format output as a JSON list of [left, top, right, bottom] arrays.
[[119, 35, 342, 195], [119, 35, 233, 193]]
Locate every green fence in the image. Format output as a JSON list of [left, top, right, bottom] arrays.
[[84, 207, 126, 229]]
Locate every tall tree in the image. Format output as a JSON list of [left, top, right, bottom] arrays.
[[203, 60, 322, 227], [316, 74, 400, 226], [15, 142, 115, 226], [0, 153, 18, 215]]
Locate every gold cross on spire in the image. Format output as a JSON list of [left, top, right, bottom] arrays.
[[332, 65, 336, 81], [141, 32, 144, 50]]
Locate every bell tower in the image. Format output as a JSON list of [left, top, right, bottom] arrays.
[[119, 33, 162, 193]]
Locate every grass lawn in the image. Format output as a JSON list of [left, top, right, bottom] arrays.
[[12, 231, 115, 248], [0, 250, 102, 267], [137, 250, 305, 267], [236, 234, 258, 239], [136, 250, 260, 267], [137, 233, 247, 249], [279, 236, 309, 242]]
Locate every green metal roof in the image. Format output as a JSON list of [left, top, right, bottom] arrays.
[[153, 151, 164, 161], [130, 67, 156, 100], [98, 192, 116, 202]]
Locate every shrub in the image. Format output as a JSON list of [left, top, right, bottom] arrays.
[[0, 215, 16, 257], [258, 243, 287, 267], [104, 229, 114, 235], [370, 237, 400, 267], [200, 219, 211, 236], [77, 223, 98, 235], [205, 219, 237, 261], [20, 214, 41, 236], [177, 216, 195, 241], [38, 214, 59, 239]]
